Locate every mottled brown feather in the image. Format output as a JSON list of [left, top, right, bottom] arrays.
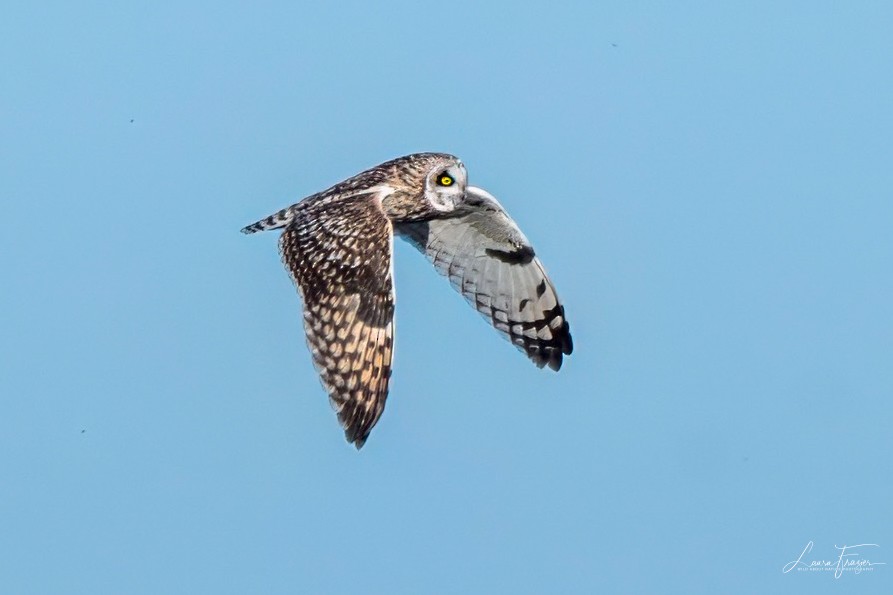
[[279, 195, 394, 448]]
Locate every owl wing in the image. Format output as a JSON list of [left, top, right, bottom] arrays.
[[395, 186, 573, 370], [279, 195, 395, 448]]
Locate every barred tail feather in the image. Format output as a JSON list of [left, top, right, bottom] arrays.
[[241, 206, 295, 235]]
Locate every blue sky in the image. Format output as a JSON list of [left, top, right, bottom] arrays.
[[2, 1, 891, 593]]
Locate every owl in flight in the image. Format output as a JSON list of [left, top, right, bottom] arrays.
[[242, 153, 572, 448]]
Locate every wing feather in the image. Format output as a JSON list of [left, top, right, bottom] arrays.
[[396, 186, 572, 370], [279, 195, 395, 448]]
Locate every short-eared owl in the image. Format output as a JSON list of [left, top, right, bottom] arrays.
[[242, 153, 572, 448]]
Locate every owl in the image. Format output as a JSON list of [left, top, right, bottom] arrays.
[[242, 153, 572, 448]]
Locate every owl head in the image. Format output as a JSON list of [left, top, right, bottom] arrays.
[[377, 153, 467, 220], [421, 154, 467, 213]]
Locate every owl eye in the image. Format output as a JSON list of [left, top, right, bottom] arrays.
[[437, 174, 454, 187]]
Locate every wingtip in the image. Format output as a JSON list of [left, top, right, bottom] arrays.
[[563, 329, 574, 356], [345, 428, 370, 450], [340, 412, 374, 450], [526, 346, 566, 371]]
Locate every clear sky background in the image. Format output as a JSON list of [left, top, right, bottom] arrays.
[[2, 2, 891, 593]]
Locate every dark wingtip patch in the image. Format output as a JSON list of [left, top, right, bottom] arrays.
[[563, 327, 574, 355]]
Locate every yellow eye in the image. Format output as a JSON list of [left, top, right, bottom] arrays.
[[438, 174, 453, 186]]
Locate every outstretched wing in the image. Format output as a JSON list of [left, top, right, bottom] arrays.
[[395, 186, 572, 370], [279, 196, 395, 448]]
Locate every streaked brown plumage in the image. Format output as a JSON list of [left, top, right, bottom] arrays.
[[242, 153, 572, 448]]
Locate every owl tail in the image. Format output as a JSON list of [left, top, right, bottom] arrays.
[[240, 207, 294, 234]]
